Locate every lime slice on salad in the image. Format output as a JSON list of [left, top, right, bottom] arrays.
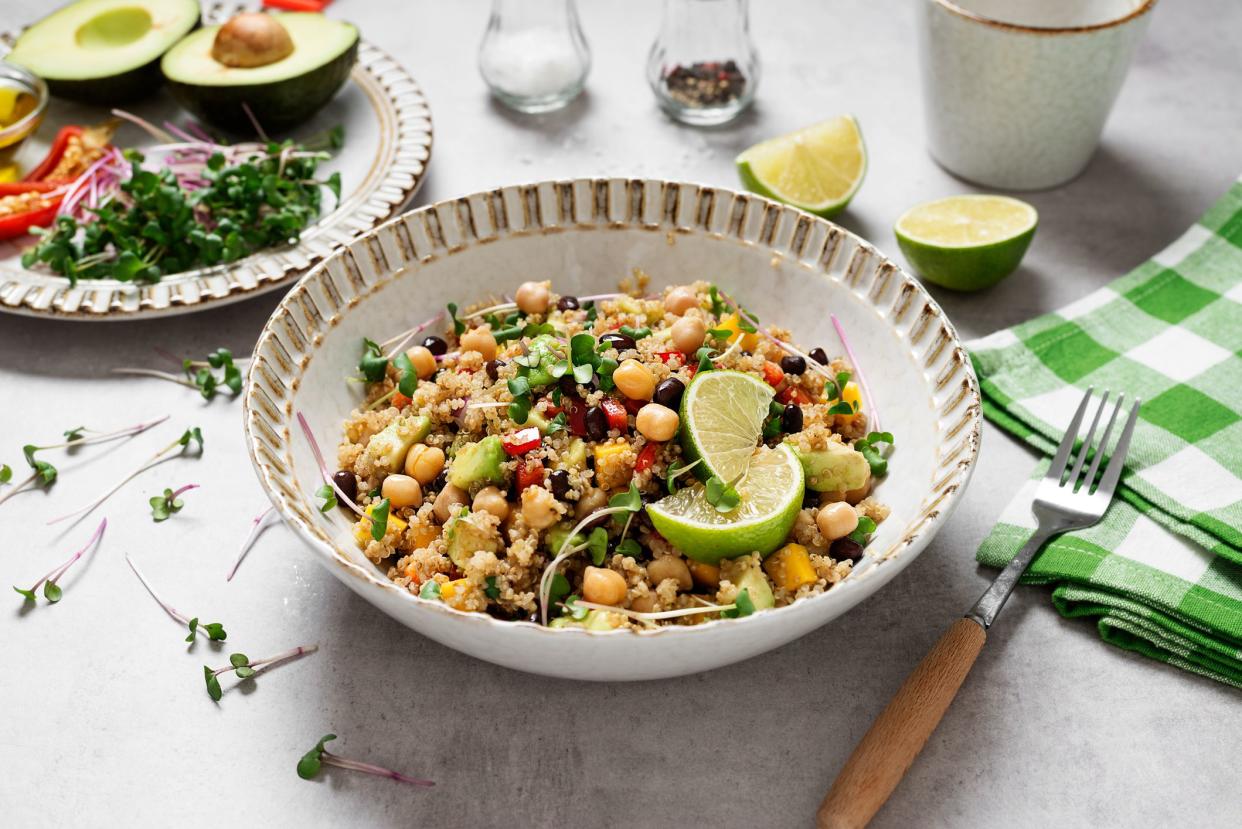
[[735, 115, 867, 217], [894, 195, 1037, 292], [679, 369, 774, 483], [647, 443, 804, 564]]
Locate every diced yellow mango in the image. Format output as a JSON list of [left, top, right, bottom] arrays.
[[592, 440, 630, 467], [763, 543, 818, 592], [407, 522, 439, 550], [354, 504, 408, 544], [717, 313, 760, 352], [439, 578, 473, 610]]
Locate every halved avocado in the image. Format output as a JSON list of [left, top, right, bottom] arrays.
[[160, 12, 358, 133], [7, 0, 201, 104]]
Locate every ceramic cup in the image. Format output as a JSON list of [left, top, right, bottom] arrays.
[[918, 0, 1156, 190]]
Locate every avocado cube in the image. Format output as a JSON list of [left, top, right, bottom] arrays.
[[787, 440, 870, 493], [365, 414, 431, 472], [443, 509, 500, 568], [448, 435, 509, 490], [734, 567, 775, 611]]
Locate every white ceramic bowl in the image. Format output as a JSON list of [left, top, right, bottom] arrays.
[[243, 179, 982, 681]]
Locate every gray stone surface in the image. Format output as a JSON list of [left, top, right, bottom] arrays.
[[2, 1, 1239, 827]]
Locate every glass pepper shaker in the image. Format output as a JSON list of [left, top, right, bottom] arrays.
[[646, 0, 759, 126], [478, 0, 591, 114]]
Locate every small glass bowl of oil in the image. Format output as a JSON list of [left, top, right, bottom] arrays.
[[0, 61, 48, 182]]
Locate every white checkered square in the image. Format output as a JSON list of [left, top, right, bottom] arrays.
[[1058, 287, 1119, 321], [1016, 384, 1089, 435], [1152, 224, 1214, 269], [1137, 446, 1241, 512], [1123, 326, 1233, 383], [1113, 513, 1213, 584]]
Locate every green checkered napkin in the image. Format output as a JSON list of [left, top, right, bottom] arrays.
[[969, 178, 1242, 688]]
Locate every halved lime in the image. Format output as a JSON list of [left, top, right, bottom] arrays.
[[679, 369, 774, 483], [647, 443, 804, 563], [894, 195, 1037, 291], [736, 115, 867, 217]]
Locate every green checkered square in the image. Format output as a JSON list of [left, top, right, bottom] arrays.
[[969, 178, 1242, 687]]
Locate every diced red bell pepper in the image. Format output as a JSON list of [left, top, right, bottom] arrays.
[[391, 391, 412, 409], [517, 460, 545, 491], [635, 441, 661, 473], [655, 351, 684, 366], [600, 398, 628, 432], [778, 386, 812, 405], [562, 395, 588, 436], [543, 396, 563, 417], [502, 427, 541, 456], [622, 396, 645, 415], [762, 361, 785, 388]]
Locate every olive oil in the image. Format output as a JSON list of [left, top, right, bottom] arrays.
[[0, 75, 43, 181]]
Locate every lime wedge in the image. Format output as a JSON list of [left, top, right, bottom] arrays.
[[894, 195, 1037, 291], [736, 115, 867, 217], [679, 369, 774, 483], [648, 443, 804, 564]]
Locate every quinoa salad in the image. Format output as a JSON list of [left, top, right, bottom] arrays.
[[317, 275, 893, 630]]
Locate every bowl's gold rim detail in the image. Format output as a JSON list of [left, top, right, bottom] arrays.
[[243, 178, 983, 639], [0, 2, 433, 320]]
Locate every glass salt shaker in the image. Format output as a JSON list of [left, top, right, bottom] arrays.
[[647, 0, 759, 126], [478, 0, 591, 113]]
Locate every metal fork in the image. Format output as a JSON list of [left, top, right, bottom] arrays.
[[817, 388, 1141, 829]]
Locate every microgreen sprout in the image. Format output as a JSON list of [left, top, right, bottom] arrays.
[[568, 595, 752, 628], [358, 337, 388, 382], [705, 474, 743, 513], [296, 412, 365, 517], [379, 310, 446, 359], [393, 351, 418, 397], [125, 554, 226, 642], [227, 506, 279, 581], [114, 350, 243, 399], [562, 595, 589, 621], [854, 431, 894, 477], [446, 302, 466, 336], [150, 483, 198, 521], [608, 482, 644, 542], [538, 505, 637, 625], [848, 516, 878, 547], [418, 580, 441, 600], [0, 416, 169, 509], [665, 458, 702, 494], [369, 498, 391, 541], [484, 576, 500, 600], [716, 289, 840, 388], [203, 644, 318, 702], [507, 376, 532, 424], [315, 484, 337, 512], [0, 464, 10, 483], [47, 426, 204, 526], [296, 734, 434, 787], [14, 518, 107, 605]]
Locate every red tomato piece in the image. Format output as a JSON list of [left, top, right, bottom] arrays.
[[502, 427, 541, 456], [655, 351, 684, 366], [517, 460, 545, 491], [600, 398, 628, 432], [622, 396, 645, 415], [562, 396, 588, 436], [635, 441, 661, 473], [391, 391, 412, 409], [778, 386, 812, 405], [762, 361, 784, 388]]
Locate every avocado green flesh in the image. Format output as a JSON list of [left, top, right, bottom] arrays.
[[161, 12, 358, 132], [7, 0, 201, 104], [447, 436, 508, 492]]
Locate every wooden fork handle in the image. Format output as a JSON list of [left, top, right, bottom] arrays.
[[816, 617, 987, 829]]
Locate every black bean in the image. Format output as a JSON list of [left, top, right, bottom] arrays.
[[549, 469, 571, 499], [781, 403, 804, 434], [780, 354, 806, 375], [556, 295, 580, 311], [802, 489, 820, 510], [808, 347, 829, 365], [585, 406, 609, 441], [485, 359, 504, 382], [652, 377, 685, 410], [599, 331, 636, 352], [429, 469, 447, 494], [831, 537, 864, 562], [422, 335, 448, 356], [558, 375, 579, 397], [332, 470, 357, 503]]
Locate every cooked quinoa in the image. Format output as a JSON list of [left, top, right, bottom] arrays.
[[330, 279, 890, 630]]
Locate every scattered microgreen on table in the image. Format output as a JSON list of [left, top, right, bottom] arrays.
[[13, 518, 107, 605], [297, 734, 434, 787], [150, 484, 198, 522], [204, 645, 318, 702], [125, 554, 226, 642], [227, 506, 280, 582]]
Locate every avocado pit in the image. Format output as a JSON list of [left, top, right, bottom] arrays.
[[211, 13, 294, 69]]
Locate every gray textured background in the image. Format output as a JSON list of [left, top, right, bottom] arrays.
[[2, 1, 1239, 827]]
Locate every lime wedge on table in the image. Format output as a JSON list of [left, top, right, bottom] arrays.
[[736, 115, 867, 218], [679, 370, 774, 483], [894, 195, 1038, 292], [648, 443, 804, 564]]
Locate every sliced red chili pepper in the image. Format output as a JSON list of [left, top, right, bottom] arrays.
[[622, 396, 645, 416], [391, 391, 412, 409], [516, 459, 545, 491], [600, 398, 628, 432], [762, 361, 785, 388], [23, 126, 82, 182], [502, 427, 541, 456], [635, 441, 661, 473], [562, 395, 588, 437], [263, 0, 328, 11], [778, 386, 812, 405], [0, 180, 64, 241]]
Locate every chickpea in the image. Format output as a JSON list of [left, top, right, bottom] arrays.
[[688, 560, 720, 589], [404, 345, 437, 380], [582, 566, 628, 606], [433, 482, 469, 523], [381, 474, 423, 509], [521, 486, 560, 530], [404, 444, 445, 485], [635, 403, 680, 442], [459, 325, 498, 360], [664, 286, 699, 316], [670, 315, 706, 354], [647, 555, 692, 591], [574, 487, 608, 521], [613, 358, 656, 401], [630, 591, 657, 613], [817, 501, 859, 542], [515, 280, 550, 314], [472, 486, 510, 521]]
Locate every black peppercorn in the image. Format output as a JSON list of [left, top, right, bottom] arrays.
[[599, 332, 636, 352], [652, 377, 685, 410], [332, 470, 357, 503], [549, 469, 571, 499], [485, 359, 504, 382], [422, 335, 448, 356], [556, 295, 580, 311], [585, 406, 609, 441], [781, 403, 804, 434], [831, 537, 865, 562], [780, 354, 806, 375], [808, 347, 829, 365]]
